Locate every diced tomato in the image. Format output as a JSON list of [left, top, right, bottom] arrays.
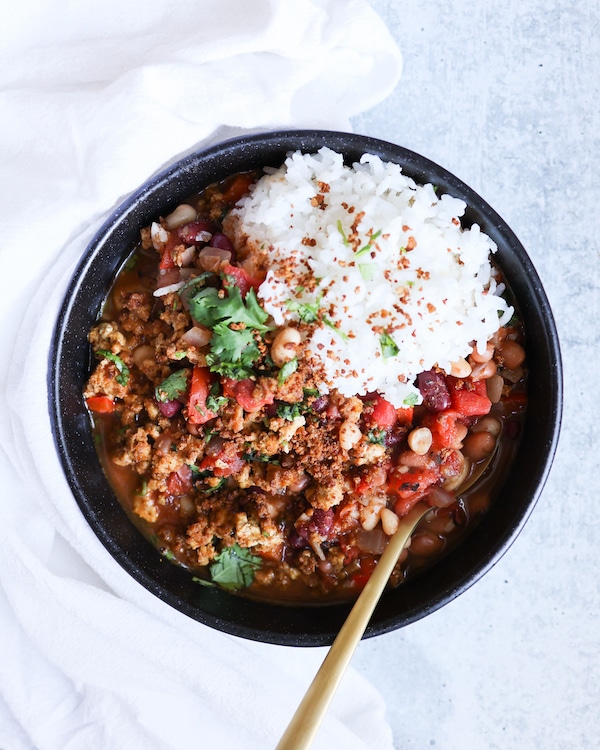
[[221, 377, 274, 412], [166, 465, 193, 496], [158, 249, 176, 270], [422, 409, 462, 451], [199, 449, 245, 477], [187, 366, 217, 425], [221, 173, 256, 205], [388, 466, 441, 515], [351, 557, 377, 589], [369, 394, 398, 429], [221, 263, 263, 298], [396, 406, 414, 426], [85, 395, 115, 414], [447, 377, 492, 417]]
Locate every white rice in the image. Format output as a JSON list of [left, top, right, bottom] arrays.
[[228, 147, 513, 408]]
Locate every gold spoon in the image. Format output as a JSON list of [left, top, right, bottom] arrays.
[[275, 502, 432, 750]]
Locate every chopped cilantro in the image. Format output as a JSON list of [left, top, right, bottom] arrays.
[[359, 263, 375, 282], [97, 350, 130, 386], [403, 392, 419, 407], [303, 387, 320, 398], [242, 450, 276, 464], [276, 402, 303, 421], [379, 332, 399, 359], [188, 283, 273, 379], [285, 293, 347, 340], [205, 381, 228, 413], [209, 544, 262, 591], [201, 477, 226, 494], [285, 296, 322, 324], [278, 357, 298, 385], [366, 429, 387, 445], [155, 369, 190, 402], [354, 228, 383, 258], [323, 317, 349, 341]]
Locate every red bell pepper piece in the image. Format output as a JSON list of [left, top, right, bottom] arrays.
[[221, 377, 274, 412], [85, 395, 115, 414], [187, 366, 217, 424]]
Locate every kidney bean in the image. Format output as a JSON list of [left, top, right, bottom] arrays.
[[210, 233, 235, 254], [311, 395, 329, 412], [157, 399, 182, 418], [177, 219, 216, 245], [417, 370, 451, 412]]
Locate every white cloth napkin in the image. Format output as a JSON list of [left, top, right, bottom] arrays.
[[0, 1, 402, 747]]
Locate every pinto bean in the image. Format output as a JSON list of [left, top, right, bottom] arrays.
[[498, 339, 526, 369], [462, 430, 497, 461]]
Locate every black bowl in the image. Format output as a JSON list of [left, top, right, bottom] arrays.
[[49, 130, 562, 646]]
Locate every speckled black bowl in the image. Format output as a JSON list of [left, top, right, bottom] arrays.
[[49, 130, 562, 646]]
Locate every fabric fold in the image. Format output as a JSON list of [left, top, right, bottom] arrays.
[[0, 1, 402, 747]]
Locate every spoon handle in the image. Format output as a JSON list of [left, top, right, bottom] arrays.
[[275, 502, 430, 750]]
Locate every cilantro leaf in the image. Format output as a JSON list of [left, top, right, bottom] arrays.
[[209, 543, 262, 591], [97, 349, 130, 386], [366, 429, 387, 445], [205, 382, 228, 413], [379, 332, 399, 359], [285, 296, 322, 324], [276, 401, 303, 421], [188, 282, 273, 378], [278, 356, 298, 385], [155, 369, 190, 402]]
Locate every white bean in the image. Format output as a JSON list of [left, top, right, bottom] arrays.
[[381, 507, 399, 536], [271, 327, 301, 367], [449, 357, 472, 378], [165, 204, 197, 230], [407, 427, 433, 455], [339, 420, 362, 451]]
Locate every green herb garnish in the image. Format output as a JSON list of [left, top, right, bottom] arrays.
[[359, 263, 375, 282], [285, 296, 322, 324], [379, 332, 399, 359], [278, 357, 298, 385], [276, 402, 303, 421], [403, 392, 419, 407], [205, 381, 228, 413], [209, 544, 262, 591], [355, 229, 383, 258], [97, 349, 130, 386], [155, 369, 190, 402], [189, 284, 274, 379], [366, 429, 387, 445]]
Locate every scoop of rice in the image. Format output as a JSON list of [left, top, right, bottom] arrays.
[[228, 147, 513, 408]]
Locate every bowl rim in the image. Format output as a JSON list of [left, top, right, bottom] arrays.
[[48, 128, 563, 646]]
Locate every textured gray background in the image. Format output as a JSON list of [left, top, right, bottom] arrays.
[[350, 2, 599, 748]]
